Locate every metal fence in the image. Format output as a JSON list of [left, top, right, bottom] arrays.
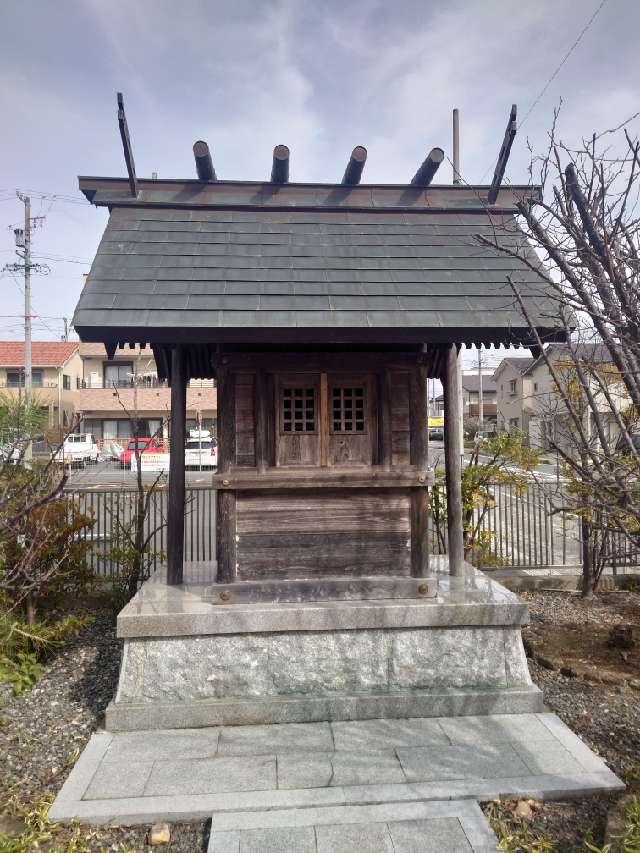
[[65, 482, 639, 580], [66, 485, 216, 579]]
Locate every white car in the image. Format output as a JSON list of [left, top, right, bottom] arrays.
[[55, 433, 99, 468], [184, 430, 217, 469]]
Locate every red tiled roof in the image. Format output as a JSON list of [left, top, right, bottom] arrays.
[[0, 341, 79, 367]]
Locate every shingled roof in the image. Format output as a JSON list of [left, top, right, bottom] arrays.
[[73, 178, 563, 358]]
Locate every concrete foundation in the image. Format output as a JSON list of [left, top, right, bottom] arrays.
[[107, 561, 543, 731]]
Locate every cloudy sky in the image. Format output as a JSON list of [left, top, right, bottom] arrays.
[[1, 0, 638, 366]]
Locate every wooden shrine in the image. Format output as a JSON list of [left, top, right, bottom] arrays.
[[71, 95, 566, 731], [74, 95, 563, 604]]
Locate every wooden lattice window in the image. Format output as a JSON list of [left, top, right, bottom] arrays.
[[332, 386, 365, 433], [282, 387, 316, 433]]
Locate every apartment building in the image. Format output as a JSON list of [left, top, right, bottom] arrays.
[[0, 341, 82, 429], [76, 343, 216, 442], [0, 340, 217, 442]]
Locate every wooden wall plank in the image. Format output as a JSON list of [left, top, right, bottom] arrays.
[[235, 371, 255, 467]]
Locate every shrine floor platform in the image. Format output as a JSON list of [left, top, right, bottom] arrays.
[[50, 712, 624, 836]]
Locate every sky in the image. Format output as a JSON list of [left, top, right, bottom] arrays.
[[1, 0, 639, 369]]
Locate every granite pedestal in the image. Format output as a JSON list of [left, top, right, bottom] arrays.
[[106, 561, 543, 731]]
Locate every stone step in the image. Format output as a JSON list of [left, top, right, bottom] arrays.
[[207, 798, 499, 852]]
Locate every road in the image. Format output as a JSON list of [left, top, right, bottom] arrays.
[[65, 459, 216, 488]]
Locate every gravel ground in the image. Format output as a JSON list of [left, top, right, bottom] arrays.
[[483, 589, 640, 851], [0, 604, 210, 851], [1, 590, 638, 852]]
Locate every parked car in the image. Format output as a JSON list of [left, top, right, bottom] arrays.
[[428, 428, 444, 442], [119, 437, 165, 468], [55, 433, 99, 468], [184, 430, 217, 469]]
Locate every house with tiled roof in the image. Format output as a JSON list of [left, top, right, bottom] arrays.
[[0, 341, 82, 429]]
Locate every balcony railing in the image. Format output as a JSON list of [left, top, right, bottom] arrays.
[[0, 380, 58, 389], [77, 377, 168, 389]]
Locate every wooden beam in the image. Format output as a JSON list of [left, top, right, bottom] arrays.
[[342, 146, 367, 185], [254, 369, 269, 474], [410, 364, 429, 469], [167, 345, 186, 585], [215, 364, 237, 583], [116, 92, 137, 197], [378, 369, 392, 470], [411, 147, 444, 187], [193, 140, 216, 181], [488, 104, 517, 204], [443, 344, 464, 576], [271, 145, 290, 183]]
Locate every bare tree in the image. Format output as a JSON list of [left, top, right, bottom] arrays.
[[479, 111, 640, 595], [107, 379, 169, 601], [0, 397, 90, 622]]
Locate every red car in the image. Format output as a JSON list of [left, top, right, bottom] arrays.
[[119, 437, 165, 468]]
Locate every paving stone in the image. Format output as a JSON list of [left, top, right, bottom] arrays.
[[238, 826, 317, 852], [83, 760, 154, 800], [144, 755, 276, 796], [277, 753, 333, 789], [330, 751, 406, 786], [218, 722, 333, 755], [208, 831, 239, 853], [512, 742, 585, 776], [331, 718, 449, 751], [388, 817, 474, 852], [277, 751, 405, 789], [437, 713, 554, 745], [536, 713, 610, 772], [316, 821, 394, 852], [103, 728, 220, 763], [397, 743, 530, 783]]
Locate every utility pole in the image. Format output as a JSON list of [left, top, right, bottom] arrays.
[[3, 193, 48, 461], [452, 109, 464, 458], [19, 194, 32, 425], [477, 346, 484, 429]]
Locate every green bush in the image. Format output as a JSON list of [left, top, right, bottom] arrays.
[[0, 606, 91, 695]]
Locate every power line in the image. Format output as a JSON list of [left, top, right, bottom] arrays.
[[518, 0, 608, 131]]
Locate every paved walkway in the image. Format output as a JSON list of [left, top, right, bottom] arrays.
[[51, 713, 624, 851]]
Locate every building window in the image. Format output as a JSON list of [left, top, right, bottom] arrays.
[[6, 369, 43, 387], [509, 417, 519, 428], [104, 362, 133, 388], [509, 379, 517, 395], [533, 382, 538, 392], [281, 387, 316, 433], [332, 386, 365, 433], [63, 374, 71, 390]]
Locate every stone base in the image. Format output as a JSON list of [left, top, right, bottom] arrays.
[[107, 562, 542, 731], [106, 685, 543, 730]]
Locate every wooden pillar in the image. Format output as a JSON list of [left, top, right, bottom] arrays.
[[443, 344, 464, 576], [216, 365, 237, 583], [254, 369, 269, 474], [378, 369, 392, 470], [167, 345, 186, 585], [410, 363, 430, 577]]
